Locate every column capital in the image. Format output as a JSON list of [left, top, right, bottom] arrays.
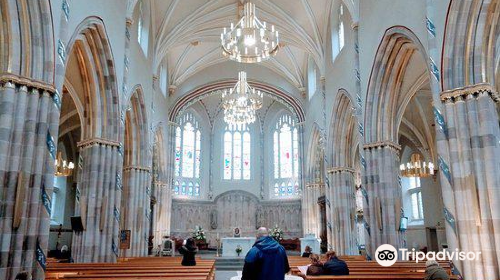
[[440, 83, 499, 103], [363, 140, 401, 151], [305, 182, 325, 189], [77, 137, 121, 149], [0, 72, 56, 94], [327, 166, 356, 174], [124, 165, 151, 173]]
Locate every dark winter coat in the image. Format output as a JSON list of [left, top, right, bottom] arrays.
[[323, 257, 349, 275], [178, 245, 198, 266], [241, 236, 290, 280]]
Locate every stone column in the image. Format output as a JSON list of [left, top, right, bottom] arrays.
[[440, 83, 500, 280], [152, 181, 172, 247], [121, 166, 151, 257], [71, 138, 123, 263], [363, 141, 403, 251], [0, 77, 60, 280], [326, 167, 357, 255], [302, 183, 323, 237]]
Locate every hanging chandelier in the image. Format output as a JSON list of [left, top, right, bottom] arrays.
[[221, 2, 279, 63], [55, 152, 75, 177], [400, 153, 435, 178], [222, 71, 263, 126]]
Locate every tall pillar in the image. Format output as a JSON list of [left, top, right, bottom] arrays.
[[0, 77, 60, 280], [71, 139, 123, 263], [363, 141, 404, 251], [440, 83, 500, 280], [121, 166, 151, 257], [302, 183, 323, 237], [152, 181, 172, 248], [326, 167, 357, 255]]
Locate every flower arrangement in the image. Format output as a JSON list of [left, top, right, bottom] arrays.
[[235, 245, 243, 256], [192, 226, 206, 242], [270, 225, 284, 242]]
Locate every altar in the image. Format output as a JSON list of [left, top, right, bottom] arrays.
[[222, 237, 256, 257]]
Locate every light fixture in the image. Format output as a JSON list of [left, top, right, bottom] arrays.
[[400, 153, 434, 178], [221, 2, 279, 63], [222, 71, 263, 126], [55, 152, 75, 177]]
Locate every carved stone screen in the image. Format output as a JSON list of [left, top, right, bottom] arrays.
[[170, 190, 302, 244]]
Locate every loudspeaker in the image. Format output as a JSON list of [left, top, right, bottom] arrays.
[[71, 216, 84, 232]]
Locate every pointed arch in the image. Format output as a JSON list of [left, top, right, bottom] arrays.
[[124, 84, 150, 167], [65, 17, 121, 141], [364, 26, 429, 143], [442, 0, 500, 91], [328, 89, 359, 168], [0, 0, 55, 83]]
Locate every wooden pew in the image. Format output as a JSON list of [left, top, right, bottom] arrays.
[[287, 255, 457, 280], [46, 257, 215, 280]]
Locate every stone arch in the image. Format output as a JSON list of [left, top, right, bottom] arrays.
[[364, 26, 429, 143], [328, 89, 359, 168], [121, 84, 151, 258], [325, 89, 358, 255], [124, 85, 150, 167], [442, 0, 500, 91], [0, 0, 55, 83], [65, 17, 120, 141], [306, 124, 324, 183]]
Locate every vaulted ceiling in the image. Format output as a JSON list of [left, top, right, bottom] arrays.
[[146, 0, 347, 91]]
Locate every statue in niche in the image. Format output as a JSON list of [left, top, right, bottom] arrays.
[[210, 209, 218, 230]]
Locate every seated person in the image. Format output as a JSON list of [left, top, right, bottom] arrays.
[[301, 246, 312, 258], [297, 254, 324, 279], [323, 251, 349, 275], [425, 260, 450, 280], [178, 238, 198, 266], [307, 254, 324, 275]]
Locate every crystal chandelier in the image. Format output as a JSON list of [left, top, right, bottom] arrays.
[[221, 2, 279, 63], [55, 152, 75, 177], [222, 71, 263, 126], [400, 153, 435, 178]]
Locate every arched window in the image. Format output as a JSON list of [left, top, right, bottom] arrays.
[[173, 113, 201, 197], [160, 64, 168, 97], [307, 57, 317, 99], [338, 4, 345, 51], [223, 124, 251, 180], [137, 0, 149, 56], [331, 4, 345, 63], [402, 176, 424, 224], [273, 114, 300, 197]]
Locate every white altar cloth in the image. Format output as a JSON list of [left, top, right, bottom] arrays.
[[222, 237, 256, 257]]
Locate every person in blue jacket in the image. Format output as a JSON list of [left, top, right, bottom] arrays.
[[241, 227, 290, 280], [323, 251, 349, 275]]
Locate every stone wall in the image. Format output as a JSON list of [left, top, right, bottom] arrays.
[[170, 190, 302, 245]]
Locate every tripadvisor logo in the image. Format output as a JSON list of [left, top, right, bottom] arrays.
[[375, 244, 482, 266], [375, 244, 398, 267]]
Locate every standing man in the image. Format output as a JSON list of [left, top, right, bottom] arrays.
[[242, 227, 290, 280]]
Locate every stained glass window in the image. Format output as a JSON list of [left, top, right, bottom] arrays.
[[223, 132, 232, 180], [243, 132, 251, 180], [338, 4, 345, 51], [173, 113, 201, 197], [273, 114, 300, 197], [223, 124, 251, 180]]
